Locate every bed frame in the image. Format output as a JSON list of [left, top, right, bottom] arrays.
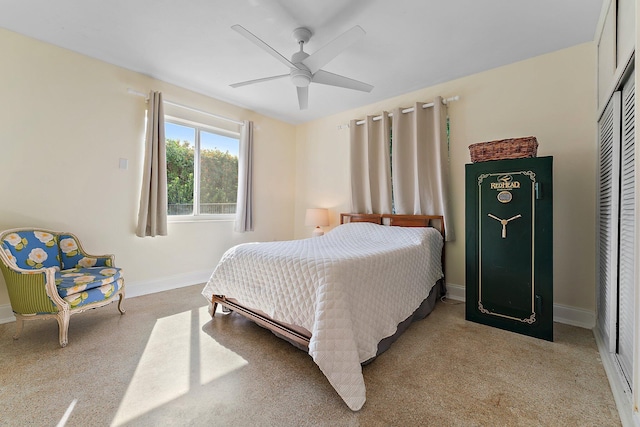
[[209, 213, 446, 350]]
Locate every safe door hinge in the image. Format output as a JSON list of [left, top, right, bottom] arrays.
[[535, 295, 542, 314]]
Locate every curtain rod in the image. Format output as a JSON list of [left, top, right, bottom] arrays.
[[127, 88, 244, 126], [337, 96, 460, 130]]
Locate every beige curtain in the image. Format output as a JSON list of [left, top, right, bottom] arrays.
[[392, 97, 455, 241], [234, 120, 254, 232], [349, 113, 392, 214], [136, 91, 168, 237]]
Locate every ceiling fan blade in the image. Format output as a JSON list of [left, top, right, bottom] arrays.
[[231, 24, 299, 70], [297, 86, 309, 110], [312, 70, 373, 92], [230, 74, 289, 88], [302, 25, 365, 74]]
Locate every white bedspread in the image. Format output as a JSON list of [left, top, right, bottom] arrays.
[[202, 222, 443, 410]]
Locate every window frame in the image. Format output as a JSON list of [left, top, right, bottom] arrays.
[[165, 115, 240, 223]]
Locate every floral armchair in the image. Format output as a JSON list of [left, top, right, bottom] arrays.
[[0, 228, 125, 347]]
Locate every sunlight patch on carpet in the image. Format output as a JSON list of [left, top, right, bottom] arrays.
[[56, 398, 77, 427], [198, 306, 249, 385], [111, 307, 247, 425]]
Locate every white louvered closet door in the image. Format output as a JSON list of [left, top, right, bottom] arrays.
[[617, 71, 635, 386], [597, 91, 621, 353]]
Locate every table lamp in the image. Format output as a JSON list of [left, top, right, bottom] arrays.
[[305, 208, 329, 237]]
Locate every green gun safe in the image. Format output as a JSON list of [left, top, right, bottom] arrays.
[[465, 156, 553, 341]]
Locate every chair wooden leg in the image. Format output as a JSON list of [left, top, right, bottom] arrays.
[[13, 315, 24, 340], [117, 293, 126, 314], [209, 301, 218, 318], [56, 311, 70, 348]]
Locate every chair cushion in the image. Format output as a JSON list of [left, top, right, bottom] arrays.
[[1, 230, 61, 270], [62, 278, 124, 309], [56, 267, 123, 298]]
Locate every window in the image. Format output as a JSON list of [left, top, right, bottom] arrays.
[[165, 118, 240, 218]]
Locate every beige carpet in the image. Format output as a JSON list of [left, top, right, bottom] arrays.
[[0, 284, 620, 426]]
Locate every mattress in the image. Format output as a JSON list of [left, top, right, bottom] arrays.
[[202, 222, 444, 410]]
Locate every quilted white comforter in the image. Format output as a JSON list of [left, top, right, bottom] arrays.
[[202, 222, 443, 411]]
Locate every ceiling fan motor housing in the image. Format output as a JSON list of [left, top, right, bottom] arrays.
[[290, 67, 312, 87]]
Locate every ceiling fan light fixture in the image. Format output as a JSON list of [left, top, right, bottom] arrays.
[[290, 68, 312, 87]]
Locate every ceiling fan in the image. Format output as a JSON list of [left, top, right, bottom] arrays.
[[230, 24, 374, 110]]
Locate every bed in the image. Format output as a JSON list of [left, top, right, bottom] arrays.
[[201, 213, 445, 411]]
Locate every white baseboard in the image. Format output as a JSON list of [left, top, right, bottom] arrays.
[[0, 304, 15, 325], [593, 328, 636, 427], [445, 282, 466, 301], [0, 268, 213, 325], [445, 282, 596, 329], [553, 303, 595, 329], [0, 277, 596, 329], [124, 268, 212, 299]]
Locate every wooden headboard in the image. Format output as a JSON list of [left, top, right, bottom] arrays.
[[339, 213, 383, 225], [340, 213, 445, 240]]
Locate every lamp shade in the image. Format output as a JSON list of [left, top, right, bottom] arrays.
[[305, 208, 330, 227]]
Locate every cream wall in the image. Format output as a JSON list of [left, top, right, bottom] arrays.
[[0, 27, 598, 317], [0, 29, 296, 310], [294, 43, 597, 313]]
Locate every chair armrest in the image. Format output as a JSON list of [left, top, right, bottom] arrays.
[[75, 251, 115, 268], [1, 262, 53, 276], [0, 260, 62, 314], [59, 233, 116, 269]]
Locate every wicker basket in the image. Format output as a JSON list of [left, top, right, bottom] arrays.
[[468, 136, 538, 163]]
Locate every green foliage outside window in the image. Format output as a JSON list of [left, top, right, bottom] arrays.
[[166, 139, 195, 206], [166, 138, 238, 214], [199, 145, 238, 204]]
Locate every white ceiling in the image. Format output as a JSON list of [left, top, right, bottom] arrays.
[[1, 0, 603, 125]]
